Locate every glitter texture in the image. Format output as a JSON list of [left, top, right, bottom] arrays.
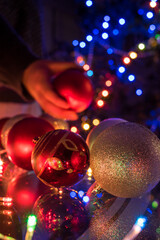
[[90, 122, 160, 198]]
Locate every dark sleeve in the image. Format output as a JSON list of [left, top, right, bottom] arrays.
[[0, 14, 39, 101]]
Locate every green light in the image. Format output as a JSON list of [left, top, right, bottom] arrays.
[[155, 34, 160, 40], [27, 215, 37, 230], [152, 200, 158, 209], [0, 233, 16, 240]]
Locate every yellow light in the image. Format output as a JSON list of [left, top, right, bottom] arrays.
[[123, 57, 131, 64], [83, 64, 90, 71], [70, 126, 78, 133], [82, 123, 90, 131], [105, 80, 112, 87], [129, 51, 138, 59], [138, 43, 145, 50], [97, 99, 104, 107], [93, 118, 100, 126], [150, 1, 157, 8], [87, 167, 92, 177], [102, 90, 109, 97]]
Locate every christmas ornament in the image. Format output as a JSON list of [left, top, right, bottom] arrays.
[[40, 113, 69, 130], [6, 171, 49, 217], [86, 118, 127, 150], [52, 68, 94, 112], [0, 197, 22, 240], [6, 117, 54, 170], [1, 114, 32, 149], [31, 129, 90, 188], [0, 117, 9, 149], [78, 182, 149, 240], [90, 122, 160, 198], [33, 189, 89, 239]]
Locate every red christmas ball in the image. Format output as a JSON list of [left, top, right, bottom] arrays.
[[31, 129, 90, 188], [0, 117, 9, 148], [6, 117, 54, 170], [52, 69, 94, 112]]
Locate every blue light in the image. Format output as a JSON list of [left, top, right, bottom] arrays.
[[97, 193, 103, 198], [138, 9, 144, 15], [119, 18, 125, 25], [104, 15, 110, 22], [79, 61, 85, 66], [135, 217, 147, 229], [78, 190, 85, 198], [86, 35, 93, 42], [72, 40, 79, 46], [79, 41, 86, 48], [86, 0, 93, 7], [113, 29, 119, 35], [118, 66, 126, 73], [83, 196, 90, 203], [87, 70, 93, 77], [108, 59, 114, 65], [93, 28, 99, 35], [102, 32, 109, 39], [128, 74, 135, 82], [149, 24, 156, 31], [146, 11, 154, 19], [107, 48, 113, 54], [102, 22, 109, 29], [136, 89, 143, 96], [70, 191, 76, 198]]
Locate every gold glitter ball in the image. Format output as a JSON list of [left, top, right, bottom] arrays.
[[90, 122, 160, 198]]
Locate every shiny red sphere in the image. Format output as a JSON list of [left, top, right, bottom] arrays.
[[31, 129, 90, 188], [0, 117, 9, 148], [6, 117, 54, 170], [52, 69, 94, 112]]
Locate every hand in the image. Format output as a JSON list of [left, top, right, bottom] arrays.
[[22, 60, 79, 120]]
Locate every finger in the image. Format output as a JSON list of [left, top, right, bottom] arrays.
[[35, 92, 78, 120], [48, 61, 82, 74]]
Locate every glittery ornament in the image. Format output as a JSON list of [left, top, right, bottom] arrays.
[[33, 189, 89, 239], [90, 122, 160, 198], [6, 117, 54, 170], [40, 113, 69, 130], [31, 130, 90, 188], [52, 68, 94, 112], [86, 118, 127, 150], [78, 182, 149, 240]]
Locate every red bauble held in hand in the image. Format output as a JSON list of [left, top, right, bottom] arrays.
[[31, 130, 90, 188], [52, 69, 94, 112], [6, 117, 54, 170]]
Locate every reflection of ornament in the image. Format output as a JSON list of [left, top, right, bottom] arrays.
[[0, 117, 9, 149], [40, 113, 69, 130], [79, 182, 149, 240], [6, 171, 49, 217], [52, 69, 94, 112], [90, 122, 160, 198], [33, 189, 89, 239], [6, 117, 54, 170], [0, 197, 22, 239], [1, 114, 31, 149], [86, 118, 127, 150], [31, 130, 90, 188]]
